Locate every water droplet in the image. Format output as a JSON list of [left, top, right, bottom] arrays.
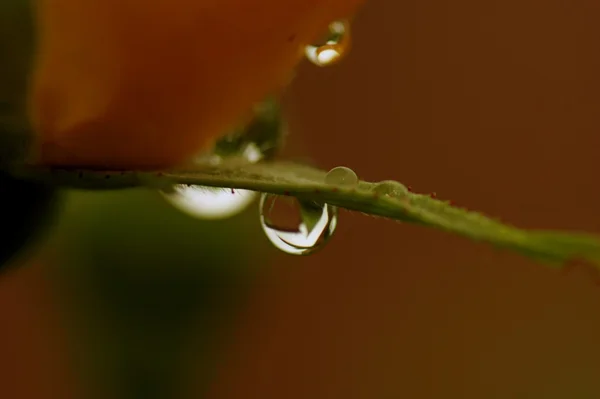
[[259, 194, 338, 255], [325, 166, 358, 187], [161, 142, 260, 220], [305, 20, 351, 67], [162, 98, 285, 220], [163, 185, 257, 220], [373, 180, 409, 197]]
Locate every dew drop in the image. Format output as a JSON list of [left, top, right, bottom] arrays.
[[163, 185, 257, 220], [325, 166, 358, 187], [305, 20, 351, 67], [259, 194, 338, 255], [161, 143, 261, 220], [373, 180, 409, 197]]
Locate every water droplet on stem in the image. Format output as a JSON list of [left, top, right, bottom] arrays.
[[161, 143, 262, 220], [163, 185, 257, 220], [373, 181, 409, 197], [259, 194, 338, 255], [162, 97, 286, 220], [325, 166, 358, 187], [305, 20, 351, 67], [161, 145, 261, 220]]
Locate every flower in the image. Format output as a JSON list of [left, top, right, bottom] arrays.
[[28, 0, 365, 169]]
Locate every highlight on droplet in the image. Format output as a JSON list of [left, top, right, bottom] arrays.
[[305, 19, 351, 67]]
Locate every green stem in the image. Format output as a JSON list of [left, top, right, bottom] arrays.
[[12, 161, 600, 269]]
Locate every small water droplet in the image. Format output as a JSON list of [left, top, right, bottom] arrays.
[[259, 194, 338, 255], [373, 180, 409, 197], [305, 20, 351, 67], [325, 166, 358, 187]]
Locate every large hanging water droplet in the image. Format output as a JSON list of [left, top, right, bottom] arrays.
[[259, 194, 338, 255], [305, 20, 351, 67], [161, 144, 261, 220], [163, 185, 257, 220], [160, 97, 284, 220], [325, 166, 358, 187]]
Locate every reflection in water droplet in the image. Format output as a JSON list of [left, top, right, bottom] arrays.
[[373, 181, 409, 197], [305, 20, 351, 67], [163, 186, 257, 220], [259, 194, 338, 255], [325, 166, 358, 187]]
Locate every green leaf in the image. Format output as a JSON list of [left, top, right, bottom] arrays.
[[13, 160, 600, 269]]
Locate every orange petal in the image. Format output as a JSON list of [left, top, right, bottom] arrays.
[[29, 0, 365, 169]]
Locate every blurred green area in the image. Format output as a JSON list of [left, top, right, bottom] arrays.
[[38, 188, 271, 399]]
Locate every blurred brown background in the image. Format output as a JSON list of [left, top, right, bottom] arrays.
[[2, 0, 600, 397]]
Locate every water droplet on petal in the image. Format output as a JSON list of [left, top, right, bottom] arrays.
[[163, 185, 257, 220], [305, 20, 351, 67], [373, 180, 409, 197], [325, 166, 358, 187], [259, 194, 338, 255]]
